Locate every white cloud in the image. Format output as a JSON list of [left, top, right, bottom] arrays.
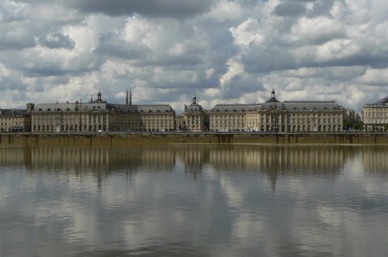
[[1, 0, 388, 112]]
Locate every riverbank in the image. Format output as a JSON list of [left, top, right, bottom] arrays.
[[1, 132, 388, 146]]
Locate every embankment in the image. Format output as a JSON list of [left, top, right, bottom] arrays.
[[1, 132, 388, 146]]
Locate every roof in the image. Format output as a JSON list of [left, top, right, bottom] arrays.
[[283, 101, 342, 111], [116, 104, 175, 113], [262, 90, 285, 110], [364, 97, 388, 107], [212, 104, 262, 113], [0, 109, 27, 116], [33, 102, 113, 112]]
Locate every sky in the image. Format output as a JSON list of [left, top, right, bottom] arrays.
[[1, 0, 388, 113]]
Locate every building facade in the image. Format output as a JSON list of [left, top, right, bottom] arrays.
[[210, 91, 344, 133], [1, 90, 348, 134], [180, 95, 208, 131], [31, 91, 175, 133], [32, 91, 112, 132], [210, 104, 262, 132], [0, 104, 32, 132], [362, 97, 388, 131]]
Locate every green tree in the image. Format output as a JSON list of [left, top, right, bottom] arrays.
[[354, 122, 363, 131]]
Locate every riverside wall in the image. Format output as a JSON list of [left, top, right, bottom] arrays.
[[1, 133, 388, 146]]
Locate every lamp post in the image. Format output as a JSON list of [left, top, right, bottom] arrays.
[[80, 98, 82, 132]]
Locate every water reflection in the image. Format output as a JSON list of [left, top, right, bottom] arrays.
[[0, 144, 387, 257], [0, 144, 366, 176]]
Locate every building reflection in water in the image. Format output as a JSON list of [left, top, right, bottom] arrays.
[[362, 145, 388, 173], [0, 144, 378, 191]]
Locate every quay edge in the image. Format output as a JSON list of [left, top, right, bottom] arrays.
[[1, 132, 388, 146]]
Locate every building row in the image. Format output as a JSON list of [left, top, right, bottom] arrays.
[[0, 90, 380, 133], [361, 97, 388, 132]]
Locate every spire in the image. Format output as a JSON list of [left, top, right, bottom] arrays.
[[193, 93, 197, 104], [129, 90, 132, 105], [126, 90, 129, 105]]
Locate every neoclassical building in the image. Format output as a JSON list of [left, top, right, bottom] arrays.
[[179, 95, 208, 131], [257, 91, 344, 132], [210, 104, 262, 132], [4, 90, 347, 133], [0, 104, 33, 132], [362, 97, 388, 131], [209, 91, 345, 132], [31, 91, 175, 133]]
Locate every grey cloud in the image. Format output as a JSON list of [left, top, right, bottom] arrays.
[[242, 46, 297, 73], [272, 0, 338, 19], [38, 32, 75, 49], [242, 44, 388, 75], [95, 33, 151, 60], [294, 30, 348, 46], [273, 2, 306, 17], [0, 24, 36, 50], [221, 77, 264, 100], [15, 0, 215, 18], [306, 0, 336, 17], [0, 75, 27, 91]]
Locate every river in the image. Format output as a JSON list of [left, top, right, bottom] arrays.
[[0, 144, 387, 257]]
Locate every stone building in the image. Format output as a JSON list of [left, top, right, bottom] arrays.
[[0, 104, 33, 132], [31, 91, 175, 133], [259, 91, 345, 132], [209, 90, 345, 133], [111, 90, 176, 132], [180, 95, 208, 131], [32, 91, 113, 132], [210, 104, 262, 132], [362, 97, 388, 131]]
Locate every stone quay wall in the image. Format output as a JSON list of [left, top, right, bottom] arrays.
[[1, 132, 388, 146]]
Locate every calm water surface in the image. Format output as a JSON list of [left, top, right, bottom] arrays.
[[0, 144, 387, 257]]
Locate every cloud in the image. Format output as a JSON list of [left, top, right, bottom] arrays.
[[38, 31, 75, 50], [1, 0, 388, 112], [14, 0, 215, 18], [273, 1, 307, 17]]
